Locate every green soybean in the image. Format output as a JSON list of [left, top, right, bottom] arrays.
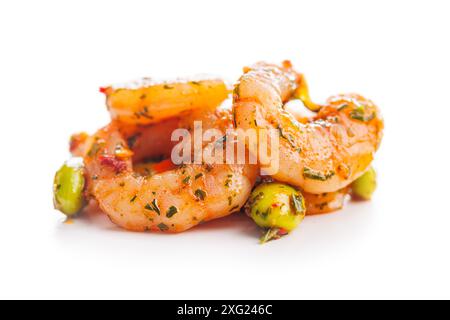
[[248, 183, 306, 243], [53, 160, 86, 216], [352, 167, 377, 200]]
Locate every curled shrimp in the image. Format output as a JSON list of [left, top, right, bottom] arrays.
[[81, 107, 258, 233], [233, 61, 384, 194], [100, 76, 230, 125]]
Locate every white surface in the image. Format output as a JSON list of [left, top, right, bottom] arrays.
[[1, 0, 449, 300]]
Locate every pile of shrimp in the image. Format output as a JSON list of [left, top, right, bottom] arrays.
[[59, 60, 384, 240]]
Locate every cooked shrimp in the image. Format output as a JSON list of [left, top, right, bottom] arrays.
[[100, 76, 230, 125], [82, 108, 258, 233], [233, 61, 384, 194]]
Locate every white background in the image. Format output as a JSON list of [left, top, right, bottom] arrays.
[[1, 0, 449, 300]]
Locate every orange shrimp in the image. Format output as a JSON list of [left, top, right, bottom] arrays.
[[233, 61, 383, 194], [81, 108, 258, 233]]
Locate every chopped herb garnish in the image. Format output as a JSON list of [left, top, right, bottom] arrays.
[[303, 167, 335, 181], [130, 195, 137, 203], [139, 111, 153, 119], [349, 108, 365, 121], [337, 104, 349, 111], [145, 199, 161, 215], [140, 94, 147, 100], [261, 208, 271, 219], [349, 105, 376, 122], [228, 196, 233, 206], [260, 228, 284, 244], [152, 199, 161, 215], [182, 176, 191, 184], [127, 134, 140, 149], [254, 192, 264, 202], [195, 173, 203, 180], [329, 116, 339, 123], [350, 111, 376, 122], [194, 189, 207, 201], [229, 205, 239, 213], [166, 206, 178, 218], [157, 223, 169, 231], [291, 194, 305, 215], [316, 202, 329, 210], [163, 85, 174, 89], [225, 175, 233, 187], [277, 126, 297, 150]]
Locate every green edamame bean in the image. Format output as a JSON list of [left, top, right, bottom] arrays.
[[351, 167, 377, 200], [53, 160, 86, 216], [248, 183, 306, 242]]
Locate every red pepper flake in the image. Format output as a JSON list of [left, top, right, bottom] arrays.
[[98, 154, 127, 173], [99, 87, 109, 94], [277, 228, 289, 236]]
